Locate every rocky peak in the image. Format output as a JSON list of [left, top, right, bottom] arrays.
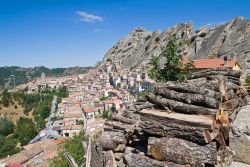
[[99, 17, 250, 76]]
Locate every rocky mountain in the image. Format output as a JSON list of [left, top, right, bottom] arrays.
[[99, 16, 250, 76], [0, 66, 91, 89]]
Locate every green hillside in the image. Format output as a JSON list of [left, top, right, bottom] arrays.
[[0, 66, 91, 89]]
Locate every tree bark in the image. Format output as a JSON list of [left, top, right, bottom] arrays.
[[111, 115, 136, 124], [138, 108, 216, 127], [139, 119, 218, 145], [188, 69, 241, 79], [134, 101, 155, 111], [155, 87, 220, 109], [146, 93, 218, 116], [147, 137, 217, 167], [158, 82, 221, 100], [123, 152, 187, 167], [222, 96, 241, 111], [98, 131, 126, 151]]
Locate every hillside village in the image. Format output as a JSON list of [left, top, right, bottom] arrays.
[[1, 17, 250, 167], [1, 53, 249, 167], [0, 59, 157, 166]]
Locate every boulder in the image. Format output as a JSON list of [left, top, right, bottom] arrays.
[[230, 104, 250, 164]]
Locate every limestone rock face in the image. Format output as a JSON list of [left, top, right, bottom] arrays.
[[100, 17, 250, 76], [230, 104, 250, 164]]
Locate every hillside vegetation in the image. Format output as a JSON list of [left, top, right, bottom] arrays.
[[0, 66, 91, 89], [0, 86, 69, 158]]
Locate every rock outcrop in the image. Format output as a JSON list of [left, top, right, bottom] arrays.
[[99, 17, 250, 76], [230, 103, 250, 164]]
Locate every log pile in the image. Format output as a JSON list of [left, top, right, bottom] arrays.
[[91, 69, 249, 167]]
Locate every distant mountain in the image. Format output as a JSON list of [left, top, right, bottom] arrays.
[[0, 66, 91, 89], [99, 16, 250, 76]]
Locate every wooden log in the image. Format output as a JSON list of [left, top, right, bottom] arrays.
[[229, 79, 241, 86], [63, 152, 79, 167], [215, 132, 227, 149], [123, 152, 187, 167], [134, 102, 155, 111], [188, 69, 241, 79], [222, 97, 240, 111], [155, 87, 220, 109], [111, 114, 136, 124], [158, 82, 221, 100], [201, 79, 237, 91], [105, 120, 136, 134], [139, 119, 218, 145], [138, 109, 216, 129], [98, 131, 126, 151], [105, 121, 132, 131], [146, 93, 218, 116], [147, 137, 217, 166], [138, 109, 219, 144]]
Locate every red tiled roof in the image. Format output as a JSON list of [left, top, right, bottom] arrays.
[[183, 58, 238, 69], [83, 106, 95, 113], [53, 137, 65, 145], [95, 103, 103, 107]]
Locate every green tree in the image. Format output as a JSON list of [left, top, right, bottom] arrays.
[[2, 89, 11, 107], [14, 117, 37, 146], [0, 117, 15, 136], [160, 35, 185, 82], [50, 134, 86, 167], [0, 136, 19, 159], [147, 35, 193, 82], [147, 55, 161, 82]]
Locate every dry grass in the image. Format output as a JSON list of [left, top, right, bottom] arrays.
[[0, 100, 33, 123]]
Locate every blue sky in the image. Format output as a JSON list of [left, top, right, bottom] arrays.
[[0, 0, 250, 68]]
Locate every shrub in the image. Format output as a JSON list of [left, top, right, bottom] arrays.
[[145, 45, 149, 51], [14, 117, 37, 146], [245, 75, 250, 86], [155, 36, 160, 42], [145, 35, 151, 41], [50, 134, 86, 167], [0, 117, 15, 137], [102, 110, 111, 119]]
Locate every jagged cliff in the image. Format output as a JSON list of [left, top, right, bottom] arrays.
[[99, 17, 250, 76]]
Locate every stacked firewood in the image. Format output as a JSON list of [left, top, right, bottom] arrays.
[[92, 69, 249, 167]]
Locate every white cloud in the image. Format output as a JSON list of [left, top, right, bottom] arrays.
[[93, 28, 100, 32], [76, 11, 103, 23]]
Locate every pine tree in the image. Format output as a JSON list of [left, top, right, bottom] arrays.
[[160, 34, 185, 82], [147, 34, 193, 82], [148, 55, 161, 81]]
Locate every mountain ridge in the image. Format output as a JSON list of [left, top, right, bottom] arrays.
[[0, 66, 91, 89], [99, 16, 250, 76]]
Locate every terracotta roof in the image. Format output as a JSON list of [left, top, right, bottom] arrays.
[[103, 100, 113, 104], [183, 58, 238, 69], [95, 103, 103, 107], [83, 106, 96, 113], [64, 112, 82, 118], [53, 137, 65, 145], [8, 163, 22, 167]]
